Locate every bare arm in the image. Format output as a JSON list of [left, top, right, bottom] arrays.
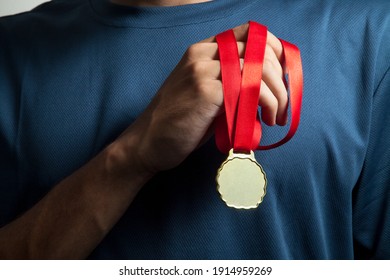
[[0, 137, 153, 259]]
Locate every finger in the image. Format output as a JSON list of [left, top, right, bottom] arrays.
[[187, 58, 244, 82], [185, 42, 246, 61], [188, 60, 221, 80], [267, 31, 283, 62], [204, 23, 283, 60], [262, 46, 288, 125], [202, 24, 284, 61], [258, 81, 278, 126], [262, 72, 288, 126], [264, 44, 283, 75]]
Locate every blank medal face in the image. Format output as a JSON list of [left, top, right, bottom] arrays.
[[216, 151, 267, 209]]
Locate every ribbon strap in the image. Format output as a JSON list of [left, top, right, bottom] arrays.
[[215, 21, 303, 154]]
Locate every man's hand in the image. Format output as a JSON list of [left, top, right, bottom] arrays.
[[116, 23, 287, 175]]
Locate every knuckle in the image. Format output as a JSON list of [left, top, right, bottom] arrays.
[[189, 61, 205, 75], [185, 43, 202, 60], [264, 46, 281, 68], [275, 41, 283, 55], [265, 45, 273, 55], [194, 80, 210, 96], [263, 56, 274, 70], [266, 33, 283, 58], [199, 80, 223, 106]]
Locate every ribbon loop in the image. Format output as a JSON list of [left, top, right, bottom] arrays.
[[234, 22, 267, 153], [258, 39, 303, 150], [215, 21, 303, 154]]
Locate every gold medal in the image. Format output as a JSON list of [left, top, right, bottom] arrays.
[[214, 22, 303, 209], [216, 149, 267, 209]]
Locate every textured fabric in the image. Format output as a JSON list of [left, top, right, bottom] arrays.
[[0, 0, 389, 259]]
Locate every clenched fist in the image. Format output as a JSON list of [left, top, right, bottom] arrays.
[[115, 23, 287, 176]]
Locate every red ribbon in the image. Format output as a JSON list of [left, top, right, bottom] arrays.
[[215, 21, 303, 154]]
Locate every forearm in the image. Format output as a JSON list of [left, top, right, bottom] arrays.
[[0, 140, 152, 259]]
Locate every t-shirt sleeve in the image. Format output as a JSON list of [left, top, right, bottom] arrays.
[[353, 66, 390, 259], [0, 17, 23, 225]]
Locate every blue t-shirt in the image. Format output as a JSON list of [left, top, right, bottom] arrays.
[[0, 0, 389, 259]]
